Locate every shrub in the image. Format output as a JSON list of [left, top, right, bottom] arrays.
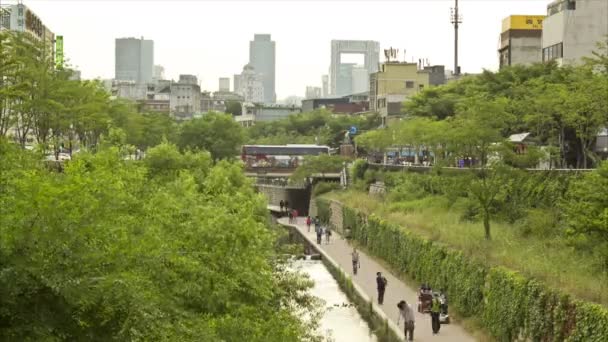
[[335, 201, 608, 341], [312, 182, 341, 197], [516, 208, 559, 238]]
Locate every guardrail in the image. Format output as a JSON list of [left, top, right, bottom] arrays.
[[368, 162, 595, 173]]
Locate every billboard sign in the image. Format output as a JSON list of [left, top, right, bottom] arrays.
[[502, 15, 545, 32]]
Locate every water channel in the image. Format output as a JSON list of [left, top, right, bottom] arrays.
[[292, 259, 378, 342]]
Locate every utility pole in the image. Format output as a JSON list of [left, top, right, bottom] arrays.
[[451, 0, 463, 76]]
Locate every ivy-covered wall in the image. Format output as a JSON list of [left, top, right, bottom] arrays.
[[317, 198, 608, 342]]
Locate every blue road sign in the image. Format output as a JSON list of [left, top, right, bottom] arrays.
[[349, 126, 357, 135]]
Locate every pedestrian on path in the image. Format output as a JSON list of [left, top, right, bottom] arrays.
[[285, 200, 289, 211], [325, 226, 332, 244], [430, 293, 442, 334], [306, 216, 312, 232], [351, 248, 360, 275], [288, 210, 293, 223], [293, 209, 298, 223], [279, 200, 285, 213], [397, 300, 415, 341], [376, 272, 388, 305], [316, 227, 322, 244]]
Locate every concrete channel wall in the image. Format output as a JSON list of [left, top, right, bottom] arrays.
[[281, 222, 402, 342]]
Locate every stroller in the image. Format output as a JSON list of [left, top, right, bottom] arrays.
[[416, 284, 450, 324]]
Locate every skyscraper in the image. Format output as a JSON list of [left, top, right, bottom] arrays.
[[219, 77, 230, 92], [249, 34, 275, 103], [115, 37, 154, 83]]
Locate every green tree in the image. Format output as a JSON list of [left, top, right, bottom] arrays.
[[290, 154, 346, 182], [0, 139, 321, 341], [177, 112, 245, 160], [225, 101, 242, 116], [562, 163, 608, 269]]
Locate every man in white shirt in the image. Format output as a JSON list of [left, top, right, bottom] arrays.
[[397, 300, 415, 341]]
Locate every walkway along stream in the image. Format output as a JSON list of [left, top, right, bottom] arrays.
[[278, 215, 476, 342]]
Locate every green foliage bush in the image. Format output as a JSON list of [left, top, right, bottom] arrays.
[[312, 182, 341, 197], [331, 200, 608, 341], [0, 141, 319, 341]]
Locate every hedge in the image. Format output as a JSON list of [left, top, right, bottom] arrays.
[[316, 197, 608, 342]]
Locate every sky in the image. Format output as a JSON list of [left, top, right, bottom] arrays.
[[19, 0, 549, 99]]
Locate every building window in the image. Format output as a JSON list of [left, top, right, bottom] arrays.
[[405, 81, 415, 88], [567, 0, 576, 10], [543, 42, 563, 62]]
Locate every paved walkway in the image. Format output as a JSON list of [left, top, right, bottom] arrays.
[[279, 217, 476, 342]]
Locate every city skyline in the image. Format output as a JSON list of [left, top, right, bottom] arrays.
[[20, 0, 549, 99]]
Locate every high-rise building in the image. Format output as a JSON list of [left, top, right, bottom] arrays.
[[330, 40, 380, 96], [305, 86, 322, 99], [351, 66, 369, 94], [499, 15, 545, 68], [153, 65, 165, 81], [233, 74, 241, 93], [115, 37, 154, 83], [322, 75, 329, 98], [249, 34, 276, 103], [235, 64, 265, 103], [542, 0, 608, 65], [219, 77, 230, 92]]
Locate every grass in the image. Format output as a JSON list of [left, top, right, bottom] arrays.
[[324, 190, 608, 307]]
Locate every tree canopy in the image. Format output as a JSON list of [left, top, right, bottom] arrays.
[[0, 139, 321, 341]]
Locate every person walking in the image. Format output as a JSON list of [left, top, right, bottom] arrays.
[[430, 293, 442, 334], [351, 248, 360, 275], [306, 216, 312, 232], [397, 300, 415, 341], [284, 200, 289, 211], [279, 200, 285, 213], [376, 272, 388, 305], [292, 209, 298, 224], [325, 226, 332, 244], [288, 210, 293, 223], [316, 224, 322, 244]]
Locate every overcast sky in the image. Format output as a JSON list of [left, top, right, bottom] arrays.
[[21, 0, 548, 99]]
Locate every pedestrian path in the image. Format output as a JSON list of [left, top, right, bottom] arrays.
[[279, 217, 476, 342]]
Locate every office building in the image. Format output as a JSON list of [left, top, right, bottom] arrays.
[[322, 75, 329, 98], [499, 15, 545, 68], [305, 86, 322, 99], [1, 3, 54, 51], [201, 91, 243, 114], [370, 62, 445, 121], [153, 65, 165, 81], [235, 64, 265, 103], [330, 40, 380, 96], [542, 0, 608, 65], [249, 34, 276, 103], [235, 104, 302, 127], [302, 92, 369, 114], [219, 77, 230, 92], [170, 75, 201, 120], [115, 37, 154, 83], [351, 66, 369, 94]]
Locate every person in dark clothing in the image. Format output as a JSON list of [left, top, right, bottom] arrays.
[[315, 224, 322, 244], [376, 272, 388, 305], [279, 200, 285, 213], [284, 200, 289, 210]]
